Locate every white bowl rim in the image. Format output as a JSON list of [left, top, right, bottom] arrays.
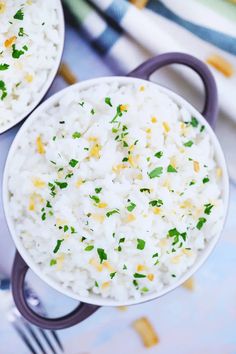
[[0, 0, 65, 135], [2, 75, 230, 307]]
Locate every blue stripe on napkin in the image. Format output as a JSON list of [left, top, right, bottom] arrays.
[[92, 27, 122, 55], [147, 0, 236, 56], [106, 0, 129, 23]]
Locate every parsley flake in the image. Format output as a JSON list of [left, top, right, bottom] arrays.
[[167, 165, 177, 173], [13, 9, 24, 20], [148, 167, 163, 179], [97, 248, 107, 263], [137, 238, 145, 250], [53, 239, 64, 253], [105, 97, 112, 107]]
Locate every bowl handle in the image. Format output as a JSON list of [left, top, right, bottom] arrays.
[[127, 52, 218, 127], [11, 252, 99, 330]]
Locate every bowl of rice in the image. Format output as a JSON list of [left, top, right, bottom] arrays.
[[0, 0, 64, 134], [3, 53, 229, 329]]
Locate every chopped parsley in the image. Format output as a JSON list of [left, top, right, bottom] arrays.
[[137, 238, 145, 250], [127, 202, 136, 212], [95, 281, 99, 287], [0, 80, 7, 100], [154, 151, 163, 158], [13, 9, 24, 20], [152, 252, 159, 258], [140, 188, 150, 193], [203, 177, 210, 184], [95, 187, 102, 194], [110, 104, 127, 123], [72, 132, 81, 139], [78, 101, 84, 107], [141, 287, 149, 292], [84, 245, 94, 251], [148, 167, 163, 179], [133, 273, 146, 278], [69, 159, 78, 168], [41, 212, 46, 221], [53, 239, 64, 253], [189, 181, 195, 186], [196, 217, 207, 230], [91, 108, 95, 115], [190, 116, 199, 127], [54, 181, 68, 189], [119, 237, 125, 244], [90, 195, 100, 203], [123, 264, 127, 270], [46, 201, 52, 208], [18, 27, 26, 37], [106, 209, 119, 217], [105, 97, 112, 107], [12, 44, 25, 59], [149, 199, 163, 207], [200, 125, 205, 132], [167, 164, 177, 173], [110, 272, 116, 279], [184, 140, 193, 147], [168, 228, 187, 246], [0, 64, 9, 71], [50, 259, 57, 266], [97, 248, 107, 263], [122, 157, 128, 162], [204, 203, 214, 215]]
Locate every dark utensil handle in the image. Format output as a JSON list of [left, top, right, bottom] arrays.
[[11, 252, 99, 330], [128, 52, 218, 127]]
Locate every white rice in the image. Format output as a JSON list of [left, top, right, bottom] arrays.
[[0, 0, 61, 130], [7, 81, 224, 302]]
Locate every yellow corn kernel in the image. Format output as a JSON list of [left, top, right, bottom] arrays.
[[163, 121, 170, 133], [88, 136, 98, 142], [137, 264, 146, 272], [97, 202, 108, 209], [28, 195, 35, 211], [32, 178, 45, 188], [117, 306, 128, 311], [103, 261, 115, 272], [182, 277, 194, 291], [92, 214, 105, 223], [129, 144, 135, 152], [89, 143, 101, 158], [207, 54, 234, 77], [25, 73, 34, 83], [151, 116, 157, 123], [75, 179, 83, 188], [0, 1, 6, 13], [146, 128, 151, 134], [171, 255, 182, 264], [56, 255, 65, 270], [182, 248, 193, 257], [126, 213, 136, 223], [193, 161, 200, 173], [120, 104, 128, 112], [89, 258, 103, 272], [132, 317, 159, 348], [139, 85, 145, 91], [101, 281, 110, 289], [180, 200, 193, 209], [180, 121, 189, 136], [147, 273, 154, 281], [56, 218, 67, 226], [179, 147, 185, 153], [153, 207, 161, 215], [112, 163, 127, 173], [135, 173, 143, 180], [158, 238, 168, 247], [26, 0, 33, 4], [216, 167, 222, 178], [36, 136, 45, 154], [4, 36, 16, 48]]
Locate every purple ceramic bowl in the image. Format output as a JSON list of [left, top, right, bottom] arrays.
[[3, 53, 229, 330]]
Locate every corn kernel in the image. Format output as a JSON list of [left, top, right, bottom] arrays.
[[4, 36, 16, 48]]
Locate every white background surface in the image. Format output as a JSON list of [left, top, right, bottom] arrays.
[[0, 25, 236, 354]]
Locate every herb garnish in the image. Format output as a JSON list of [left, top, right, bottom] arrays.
[[18, 27, 27, 37], [133, 273, 146, 278], [184, 140, 193, 147], [110, 104, 127, 123], [140, 188, 150, 193], [85, 245, 94, 251], [97, 248, 107, 263], [105, 97, 112, 107], [12, 44, 25, 59], [167, 165, 177, 173], [154, 151, 163, 158], [127, 202, 136, 212], [204, 203, 214, 215], [203, 177, 210, 184], [137, 238, 145, 250], [54, 181, 68, 189], [106, 209, 119, 217], [50, 259, 57, 266], [13, 9, 24, 20], [168, 228, 187, 246], [69, 159, 78, 168], [196, 217, 207, 230], [110, 272, 116, 279], [0, 80, 7, 100], [53, 239, 64, 253], [0, 64, 9, 71], [190, 116, 199, 127], [95, 187, 102, 194], [72, 132, 81, 139], [90, 195, 100, 203], [148, 167, 163, 179], [149, 199, 163, 207]]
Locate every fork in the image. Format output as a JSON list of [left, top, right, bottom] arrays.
[[0, 278, 64, 354]]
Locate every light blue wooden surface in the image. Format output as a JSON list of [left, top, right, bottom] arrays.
[[0, 25, 235, 354]]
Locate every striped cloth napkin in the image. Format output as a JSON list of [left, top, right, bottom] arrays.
[[63, 0, 236, 123]]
